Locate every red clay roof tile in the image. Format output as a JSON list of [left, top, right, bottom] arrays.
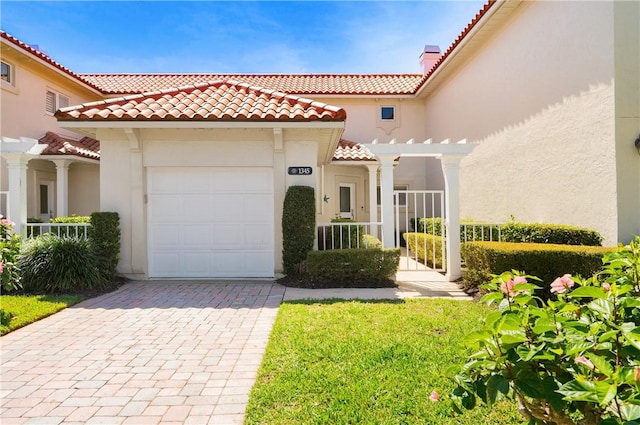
[[38, 131, 100, 160], [79, 74, 425, 96], [333, 139, 375, 161], [55, 80, 347, 122]]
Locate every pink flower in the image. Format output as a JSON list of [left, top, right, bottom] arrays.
[[0, 261, 3, 274], [575, 356, 595, 370], [429, 390, 439, 402], [550, 274, 575, 294], [603, 283, 611, 292], [500, 276, 527, 297]]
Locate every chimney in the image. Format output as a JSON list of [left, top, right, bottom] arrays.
[[419, 45, 441, 76]]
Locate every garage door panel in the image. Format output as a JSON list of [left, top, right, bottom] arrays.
[[151, 196, 180, 220], [148, 166, 274, 278], [183, 252, 210, 274], [181, 196, 213, 220]]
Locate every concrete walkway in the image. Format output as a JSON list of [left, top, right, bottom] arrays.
[[1, 278, 470, 425]]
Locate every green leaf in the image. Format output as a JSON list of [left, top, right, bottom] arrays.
[[500, 330, 529, 345], [532, 317, 556, 334], [565, 341, 596, 356], [569, 286, 607, 299], [486, 374, 510, 405], [585, 353, 614, 376], [557, 379, 616, 405], [514, 369, 546, 399], [498, 298, 510, 312], [481, 292, 504, 305], [589, 299, 614, 317], [542, 375, 565, 412], [620, 403, 640, 421], [463, 330, 493, 345]]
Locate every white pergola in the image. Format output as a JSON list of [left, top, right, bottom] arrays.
[[361, 138, 476, 281], [0, 137, 95, 234]]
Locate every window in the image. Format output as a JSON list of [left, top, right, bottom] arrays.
[[1, 61, 13, 84], [377, 185, 408, 207], [381, 106, 395, 120], [45, 90, 70, 114]]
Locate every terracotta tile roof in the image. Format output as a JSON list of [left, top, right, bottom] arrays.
[[1, 31, 102, 92], [55, 80, 347, 122], [38, 131, 100, 160], [333, 139, 375, 161], [79, 74, 424, 96]]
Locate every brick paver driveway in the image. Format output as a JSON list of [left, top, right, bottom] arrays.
[[1, 281, 285, 425]]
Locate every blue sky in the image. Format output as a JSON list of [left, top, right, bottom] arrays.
[[1, 1, 485, 74]]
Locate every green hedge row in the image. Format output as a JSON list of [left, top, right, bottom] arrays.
[[89, 212, 120, 281], [410, 218, 602, 246], [306, 248, 400, 283], [500, 222, 602, 246], [461, 241, 614, 294], [282, 186, 315, 276], [403, 232, 445, 269]]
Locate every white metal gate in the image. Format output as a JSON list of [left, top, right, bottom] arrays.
[[394, 190, 447, 272]]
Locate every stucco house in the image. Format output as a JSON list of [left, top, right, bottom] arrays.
[[1, 0, 638, 281]]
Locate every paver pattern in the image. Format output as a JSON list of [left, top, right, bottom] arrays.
[[1, 281, 284, 425]]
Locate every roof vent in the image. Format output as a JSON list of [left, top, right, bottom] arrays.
[[419, 45, 441, 76]]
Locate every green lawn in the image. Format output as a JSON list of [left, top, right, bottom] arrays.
[[246, 298, 526, 425], [0, 294, 83, 335]]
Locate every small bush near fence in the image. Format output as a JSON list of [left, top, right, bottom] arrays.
[[49, 215, 91, 237], [461, 241, 614, 296], [403, 232, 445, 269], [411, 218, 603, 246], [318, 218, 366, 250], [282, 186, 315, 276], [500, 222, 603, 246], [19, 235, 105, 293], [306, 248, 400, 287], [89, 212, 120, 281]]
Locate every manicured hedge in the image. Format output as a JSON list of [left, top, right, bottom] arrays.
[[51, 215, 91, 223], [461, 241, 614, 294], [500, 222, 603, 246], [89, 212, 120, 281], [306, 248, 400, 283], [403, 232, 445, 269], [410, 218, 602, 246], [282, 186, 316, 276]]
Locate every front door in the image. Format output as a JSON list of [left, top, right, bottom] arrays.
[[39, 181, 54, 222], [339, 183, 355, 219]]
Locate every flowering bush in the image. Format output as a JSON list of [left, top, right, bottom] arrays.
[[450, 236, 640, 424], [0, 215, 22, 292]]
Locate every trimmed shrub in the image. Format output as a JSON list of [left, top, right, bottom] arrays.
[[318, 218, 365, 250], [89, 212, 120, 281], [306, 248, 400, 283], [362, 234, 383, 249], [49, 215, 91, 238], [403, 232, 445, 269], [461, 241, 614, 294], [282, 186, 315, 276], [500, 222, 603, 246], [19, 235, 105, 293]]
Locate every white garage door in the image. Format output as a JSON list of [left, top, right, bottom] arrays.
[[147, 167, 274, 278]]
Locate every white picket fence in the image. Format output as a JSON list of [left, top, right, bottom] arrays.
[[24, 223, 91, 239]]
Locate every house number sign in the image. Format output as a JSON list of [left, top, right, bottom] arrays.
[[287, 166, 313, 175]]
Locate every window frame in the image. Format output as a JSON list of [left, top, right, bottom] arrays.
[[1, 61, 14, 85], [380, 106, 395, 121], [45, 89, 70, 115]]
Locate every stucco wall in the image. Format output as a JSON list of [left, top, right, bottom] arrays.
[[68, 163, 100, 216], [423, 1, 620, 244]]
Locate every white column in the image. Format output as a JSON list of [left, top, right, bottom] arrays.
[[52, 159, 73, 217], [440, 155, 464, 281], [378, 155, 396, 248], [4, 154, 30, 236], [366, 164, 379, 237]]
